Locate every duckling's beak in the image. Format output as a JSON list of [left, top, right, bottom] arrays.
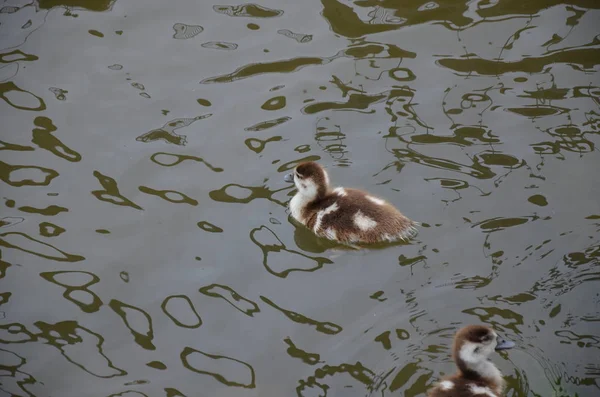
[[495, 338, 515, 351], [284, 173, 294, 183]]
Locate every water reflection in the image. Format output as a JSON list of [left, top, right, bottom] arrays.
[[136, 115, 212, 146], [250, 225, 333, 277], [2, 0, 599, 395], [32, 116, 82, 162], [39, 221, 66, 237], [91, 171, 143, 210], [40, 270, 103, 313], [109, 300, 156, 350], [161, 295, 202, 329], [34, 320, 127, 378], [0, 232, 84, 261], [180, 347, 256, 388], [0, 161, 58, 187], [172, 23, 203, 40], [0, 82, 45, 111], [199, 284, 260, 316], [260, 296, 342, 335]]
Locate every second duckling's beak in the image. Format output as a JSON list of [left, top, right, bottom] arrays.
[[495, 338, 515, 351], [284, 173, 294, 183]]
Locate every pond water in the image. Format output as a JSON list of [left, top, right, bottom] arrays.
[[1, 0, 599, 396]]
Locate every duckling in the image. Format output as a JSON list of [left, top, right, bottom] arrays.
[[428, 324, 515, 397], [283, 162, 417, 245]]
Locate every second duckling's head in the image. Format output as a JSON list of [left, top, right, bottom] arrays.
[[453, 325, 514, 372], [284, 162, 330, 199]]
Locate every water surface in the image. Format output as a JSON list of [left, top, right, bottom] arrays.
[[1, 0, 599, 396]]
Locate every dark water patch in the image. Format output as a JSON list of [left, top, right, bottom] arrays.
[[199, 284, 260, 316], [147, 361, 167, 370], [136, 115, 211, 146], [181, 347, 256, 388], [0, 217, 24, 228], [250, 225, 333, 277], [34, 320, 126, 378], [172, 23, 203, 39], [0, 161, 59, 187], [40, 270, 103, 313], [260, 295, 342, 335], [0, 232, 84, 262], [260, 95, 286, 111], [284, 337, 320, 365], [0, 140, 35, 152], [201, 41, 238, 50], [19, 204, 68, 215], [209, 183, 289, 206], [39, 222, 65, 237], [150, 152, 223, 172], [245, 116, 291, 132], [38, 0, 117, 12], [0, 49, 38, 63], [32, 116, 81, 162], [528, 194, 548, 207], [197, 221, 223, 233], [91, 171, 143, 210], [109, 299, 155, 350], [201, 56, 331, 84], [438, 48, 600, 75], [213, 3, 283, 18], [245, 136, 282, 153], [161, 295, 202, 329], [303, 92, 387, 114], [138, 186, 198, 205]]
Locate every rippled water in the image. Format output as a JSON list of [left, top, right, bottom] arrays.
[[1, 0, 599, 396]]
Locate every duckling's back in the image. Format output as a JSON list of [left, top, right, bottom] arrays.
[[302, 188, 417, 244]]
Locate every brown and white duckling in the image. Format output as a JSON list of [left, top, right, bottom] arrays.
[[283, 162, 418, 245], [428, 325, 515, 397]]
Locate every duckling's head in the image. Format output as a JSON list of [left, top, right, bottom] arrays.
[[453, 325, 514, 374], [284, 162, 330, 199]]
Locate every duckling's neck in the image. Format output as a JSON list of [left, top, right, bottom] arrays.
[[459, 358, 504, 393], [289, 180, 329, 221]]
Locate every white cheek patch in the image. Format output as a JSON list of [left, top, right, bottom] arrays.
[[297, 178, 318, 199], [314, 203, 339, 232], [439, 380, 454, 390], [353, 210, 378, 231], [469, 385, 496, 397], [459, 341, 480, 364], [333, 187, 347, 197], [366, 195, 385, 205]]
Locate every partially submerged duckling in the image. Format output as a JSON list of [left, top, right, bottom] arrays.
[[283, 162, 417, 245], [428, 325, 515, 397]]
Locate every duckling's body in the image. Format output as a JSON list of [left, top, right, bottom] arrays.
[[284, 162, 417, 245], [428, 325, 515, 397]]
